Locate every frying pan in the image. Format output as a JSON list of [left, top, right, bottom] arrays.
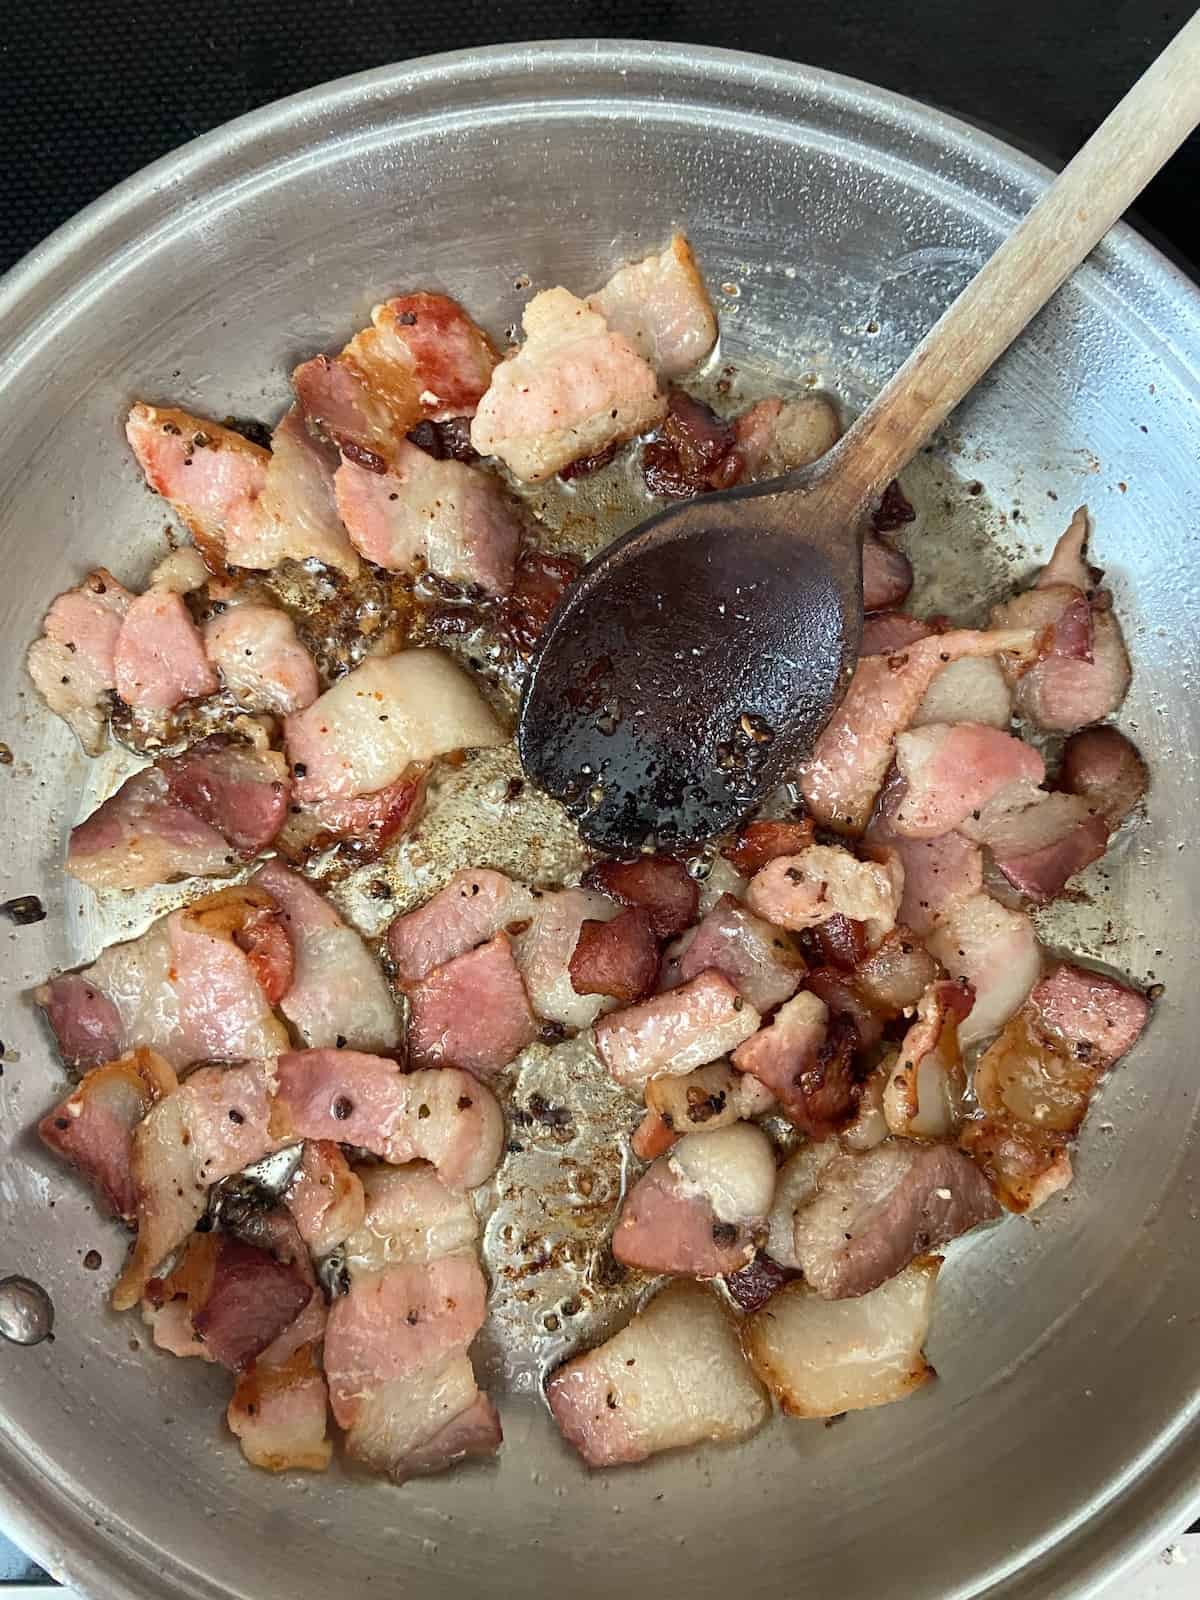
[[0, 40, 1198, 1600]]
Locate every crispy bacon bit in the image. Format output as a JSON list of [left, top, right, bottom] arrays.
[[583, 853, 699, 939], [568, 907, 659, 1004], [800, 913, 869, 972], [502, 548, 581, 653], [883, 980, 972, 1140], [634, 1061, 774, 1158], [721, 817, 816, 877], [643, 389, 739, 499], [871, 479, 916, 533], [558, 440, 620, 481], [724, 1252, 795, 1314], [407, 416, 479, 463], [733, 992, 858, 1139]]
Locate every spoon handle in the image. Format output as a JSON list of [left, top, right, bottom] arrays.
[[834, 8, 1200, 504]]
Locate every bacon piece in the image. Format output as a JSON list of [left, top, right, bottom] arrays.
[[732, 992, 857, 1138], [285, 649, 503, 804], [191, 1235, 315, 1372], [863, 770, 983, 937], [732, 395, 842, 479], [721, 817, 816, 877], [113, 589, 217, 711], [38, 1048, 177, 1221], [67, 738, 291, 891], [335, 441, 520, 596], [1060, 725, 1147, 830], [1016, 604, 1131, 732], [765, 1142, 840, 1270], [746, 845, 903, 945], [502, 548, 581, 653], [407, 933, 539, 1079], [614, 1124, 774, 1278], [926, 893, 1041, 1046], [407, 416, 479, 463], [283, 769, 425, 860], [883, 980, 972, 1140], [227, 1344, 332, 1473], [470, 287, 666, 481], [962, 962, 1150, 1211], [985, 794, 1110, 902], [342, 1358, 501, 1482], [792, 1141, 999, 1299], [799, 626, 1040, 834], [660, 894, 804, 1013], [343, 1164, 479, 1272], [911, 655, 1013, 729], [859, 612, 934, 657], [546, 1281, 767, 1468], [643, 388, 739, 498], [251, 860, 399, 1053], [862, 537, 913, 613], [249, 407, 361, 576], [284, 1141, 365, 1257], [270, 1051, 503, 1190], [588, 234, 717, 378], [112, 1061, 278, 1310], [386, 868, 535, 985], [583, 854, 700, 939], [203, 603, 319, 715], [568, 907, 658, 1004], [594, 971, 761, 1089], [745, 1259, 939, 1417], [634, 1061, 774, 1158], [37, 888, 290, 1071], [1038, 505, 1093, 589], [125, 404, 272, 571], [27, 568, 133, 753], [799, 913, 869, 972], [512, 887, 620, 1029], [891, 723, 1044, 839]]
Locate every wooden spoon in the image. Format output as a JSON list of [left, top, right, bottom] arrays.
[[518, 12, 1200, 854]]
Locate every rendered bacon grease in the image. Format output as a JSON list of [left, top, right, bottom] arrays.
[[28, 234, 1151, 1483]]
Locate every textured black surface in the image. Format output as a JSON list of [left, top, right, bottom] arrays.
[[0, 0, 1197, 1582], [0, 0, 1197, 278]]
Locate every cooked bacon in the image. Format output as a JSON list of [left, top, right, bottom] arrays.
[[149, 545, 209, 595], [470, 287, 666, 482], [67, 738, 291, 891], [568, 907, 658, 1004], [251, 860, 399, 1053], [386, 868, 535, 985], [791, 1140, 999, 1299], [852, 928, 941, 1014], [112, 589, 218, 712], [407, 416, 479, 463], [582, 853, 700, 939], [864, 770, 983, 937], [294, 294, 496, 469], [27, 568, 133, 753], [283, 769, 426, 860], [202, 603, 319, 715], [765, 1142, 840, 1270], [746, 845, 903, 945], [1038, 505, 1093, 590], [745, 1259, 939, 1417], [803, 967, 883, 1051], [799, 626, 1039, 834], [799, 912, 869, 971], [732, 395, 841, 479], [732, 991, 858, 1138], [546, 1281, 768, 1468], [285, 1140, 365, 1257], [614, 1124, 774, 1277], [862, 537, 914, 613], [926, 892, 1041, 1046], [985, 793, 1110, 901], [227, 1344, 332, 1473], [588, 234, 717, 378], [723, 1252, 794, 1314], [660, 894, 804, 1013], [407, 933, 539, 1079], [1060, 725, 1147, 830], [335, 441, 520, 596], [634, 1061, 774, 1157], [890, 722, 1044, 838], [594, 971, 761, 1088], [962, 962, 1150, 1211], [859, 612, 935, 657], [344, 1164, 479, 1272], [502, 548, 581, 653], [125, 404, 272, 571], [252, 407, 361, 576], [38, 1047, 177, 1221], [37, 888, 290, 1071], [270, 1051, 503, 1190], [341, 1358, 501, 1482], [111, 1061, 278, 1311], [883, 980, 972, 1139], [911, 655, 1013, 729], [841, 1062, 891, 1152], [720, 817, 816, 877], [643, 388, 739, 498], [512, 887, 620, 1028], [285, 649, 503, 803], [191, 1233, 315, 1372]]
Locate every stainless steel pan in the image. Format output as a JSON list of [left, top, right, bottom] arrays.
[[1, 41, 1198, 1600]]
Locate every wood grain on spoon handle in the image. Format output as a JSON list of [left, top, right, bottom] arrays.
[[835, 7, 1200, 503]]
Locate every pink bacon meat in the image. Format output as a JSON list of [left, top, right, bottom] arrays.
[[26, 568, 133, 753]]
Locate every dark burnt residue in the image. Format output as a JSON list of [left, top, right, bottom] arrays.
[[221, 417, 274, 451], [407, 417, 478, 464], [724, 1252, 793, 1313], [1, 895, 46, 925], [872, 478, 917, 533], [642, 388, 743, 499]]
